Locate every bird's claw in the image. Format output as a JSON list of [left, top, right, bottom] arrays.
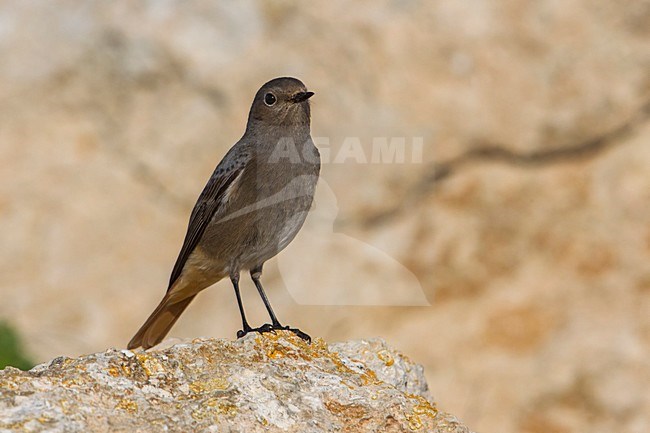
[[236, 323, 311, 343], [236, 323, 275, 339], [285, 327, 311, 343]]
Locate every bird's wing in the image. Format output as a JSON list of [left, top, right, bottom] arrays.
[[167, 150, 249, 290]]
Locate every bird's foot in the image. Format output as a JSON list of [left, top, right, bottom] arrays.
[[236, 323, 311, 343], [288, 327, 312, 343], [236, 323, 275, 339]]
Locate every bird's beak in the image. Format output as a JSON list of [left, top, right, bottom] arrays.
[[291, 91, 314, 103]]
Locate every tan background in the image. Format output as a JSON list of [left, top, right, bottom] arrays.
[[1, 1, 650, 432]]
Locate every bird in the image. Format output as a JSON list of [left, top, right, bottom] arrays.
[[128, 77, 320, 350]]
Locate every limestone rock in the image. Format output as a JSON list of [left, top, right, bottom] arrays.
[[0, 332, 471, 433]]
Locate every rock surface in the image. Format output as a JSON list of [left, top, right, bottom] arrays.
[[0, 333, 470, 433]]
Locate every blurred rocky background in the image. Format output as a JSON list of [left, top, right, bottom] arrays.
[[1, 1, 649, 432]]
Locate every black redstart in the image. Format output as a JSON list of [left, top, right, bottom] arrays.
[[128, 77, 319, 350]]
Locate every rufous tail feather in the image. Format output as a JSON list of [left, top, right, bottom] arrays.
[[127, 294, 196, 350]]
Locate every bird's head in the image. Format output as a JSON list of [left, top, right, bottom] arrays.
[[247, 77, 314, 130]]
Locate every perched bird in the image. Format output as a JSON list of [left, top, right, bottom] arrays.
[[128, 77, 319, 350]]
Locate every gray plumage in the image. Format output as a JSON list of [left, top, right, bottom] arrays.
[[128, 77, 319, 350]]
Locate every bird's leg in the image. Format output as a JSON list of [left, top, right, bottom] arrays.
[[250, 265, 311, 343], [231, 272, 253, 338], [250, 265, 281, 327]]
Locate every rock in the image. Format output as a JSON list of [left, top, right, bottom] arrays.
[[0, 332, 471, 433]]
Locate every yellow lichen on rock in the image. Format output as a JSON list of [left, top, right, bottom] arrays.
[[0, 335, 472, 432], [189, 377, 229, 394], [116, 399, 138, 413], [135, 353, 165, 377]]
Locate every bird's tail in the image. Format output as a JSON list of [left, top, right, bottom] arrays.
[[127, 294, 197, 350]]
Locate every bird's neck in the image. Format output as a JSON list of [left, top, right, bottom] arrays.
[[245, 120, 311, 144], [242, 122, 316, 168]]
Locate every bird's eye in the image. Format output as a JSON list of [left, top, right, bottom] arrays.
[[264, 93, 277, 106]]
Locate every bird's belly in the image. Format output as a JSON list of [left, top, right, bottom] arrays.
[[238, 201, 311, 268], [199, 190, 314, 271]]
